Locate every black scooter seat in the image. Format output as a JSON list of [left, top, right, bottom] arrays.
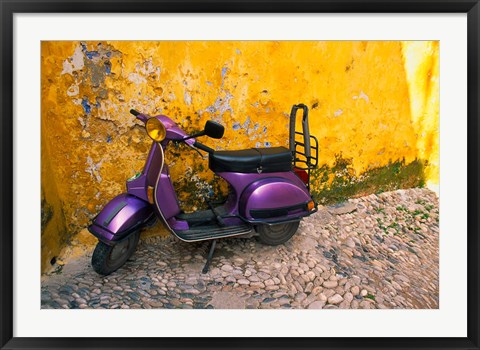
[[209, 146, 292, 173]]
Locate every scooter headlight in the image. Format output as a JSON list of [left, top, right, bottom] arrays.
[[145, 117, 166, 142]]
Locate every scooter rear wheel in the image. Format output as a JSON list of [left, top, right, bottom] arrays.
[[91, 231, 140, 275], [256, 221, 300, 246]]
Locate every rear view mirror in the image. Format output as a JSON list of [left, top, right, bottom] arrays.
[[204, 120, 225, 139]]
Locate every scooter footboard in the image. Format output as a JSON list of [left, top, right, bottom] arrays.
[[239, 177, 315, 223], [88, 193, 154, 245]]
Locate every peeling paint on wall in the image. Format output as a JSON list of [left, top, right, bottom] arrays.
[[85, 156, 104, 183]]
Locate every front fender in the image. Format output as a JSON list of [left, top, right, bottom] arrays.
[[88, 193, 154, 244]]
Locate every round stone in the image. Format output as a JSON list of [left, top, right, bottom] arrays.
[[327, 294, 344, 305], [323, 280, 338, 289], [221, 264, 234, 272], [308, 300, 326, 309]]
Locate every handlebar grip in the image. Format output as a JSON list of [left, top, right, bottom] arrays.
[[130, 109, 140, 116]]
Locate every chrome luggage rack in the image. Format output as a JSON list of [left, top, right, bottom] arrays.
[[289, 104, 319, 190]]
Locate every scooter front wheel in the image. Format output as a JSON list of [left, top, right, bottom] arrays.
[[256, 221, 300, 246], [91, 231, 140, 275]]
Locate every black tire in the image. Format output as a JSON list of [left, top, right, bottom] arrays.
[[91, 231, 140, 275], [256, 221, 300, 246]]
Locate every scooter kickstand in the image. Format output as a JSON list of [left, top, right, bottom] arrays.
[[202, 239, 217, 274]]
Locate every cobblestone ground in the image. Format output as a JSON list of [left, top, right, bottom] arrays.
[[41, 188, 439, 309]]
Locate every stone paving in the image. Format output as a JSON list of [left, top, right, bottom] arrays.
[[41, 188, 439, 309]]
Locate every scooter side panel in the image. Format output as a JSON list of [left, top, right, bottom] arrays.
[[89, 193, 153, 243], [238, 177, 313, 222], [126, 173, 149, 202], [218, 171, 310, 215], [154, 166, 182, 220]]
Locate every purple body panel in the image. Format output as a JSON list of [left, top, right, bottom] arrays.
[[126, 141, 163, 201], [126, 173, 149, 202], [218, 171, 311, 220], [239, 177, 311, 220], [89, 224, 117, 243], [155, 165, 182, 219], [89, 193, 153, 243], [167, 217, 189, 231], [147, 116, 184, 220], [127, 130, 182, 220], [144, 142, 164, 185], [157, 115, 190, 141]]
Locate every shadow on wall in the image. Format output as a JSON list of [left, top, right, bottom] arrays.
[[40, 40, 439, 272]]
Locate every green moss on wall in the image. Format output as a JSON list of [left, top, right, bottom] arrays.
[[310, 155, 425, 205]]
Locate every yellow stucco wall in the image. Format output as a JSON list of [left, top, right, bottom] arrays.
[[402, 41, 439, 190], [41, 41, 439, 271]]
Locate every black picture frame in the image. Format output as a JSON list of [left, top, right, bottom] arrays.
[[1, 1, 479, 349]]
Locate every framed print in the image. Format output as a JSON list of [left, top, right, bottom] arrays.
[[1, 1, 479, 349]]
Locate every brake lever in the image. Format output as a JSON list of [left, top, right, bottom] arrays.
[[189, 144, 208, 159], [175, 139, 208, 159]]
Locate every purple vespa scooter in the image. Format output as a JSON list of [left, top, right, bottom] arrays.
[[88, 104, 318, 275]]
